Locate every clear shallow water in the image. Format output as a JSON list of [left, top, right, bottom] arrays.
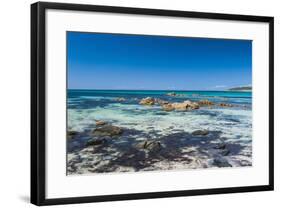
[[67, 90, 252, 174], [68, 89, 251, 138]]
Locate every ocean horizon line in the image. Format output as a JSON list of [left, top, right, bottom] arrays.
[[68, 88, 251, 92]]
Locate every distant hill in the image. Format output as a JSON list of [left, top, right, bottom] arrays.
[[229, 86, 252, 91]]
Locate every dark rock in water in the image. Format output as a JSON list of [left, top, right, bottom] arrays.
[[92, 125, 123, 137], [154, 111, 168, 115], [95, 120, 107, 126], [67, 130, 79, 140], [86, 138, 107, 146], [214, 143, 226, 149], [68, 130, 78, 136], [137, 140, 162, 152], [192, 130, 209, 136], [214, 143, 230, 155], [213, 158, 232, 167], [221, 149, 230, 156]]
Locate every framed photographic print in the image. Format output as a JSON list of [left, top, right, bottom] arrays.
[[31, 2, 274, 206]]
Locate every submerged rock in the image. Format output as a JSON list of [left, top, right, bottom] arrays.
[[192, 129, 209, 136], [92, 125, 123, 137], [221, 149, 231, 156], [67, 130, 79, 140], [166, 92, 184, 97], [139, 97, 155, 105], [213, 142, 230, 156], [86, 138, 107, 146], [136, 140, 162, 152], [214, 143, 226, 149], [213, 158, 232, 167]]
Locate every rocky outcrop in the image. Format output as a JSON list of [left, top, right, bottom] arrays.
[[171, 102, 189, 111], [162, 103, 175, 111], [171, 100, 199, 111], [161, 100, 199, 111], [92, 125, 123, 137], [192, 129, 209, 136], [139, 96, 234, 111], [95, 120, 107, 126], [218, 103, 233, 107], [198, 100, 214, 106], [154, 98, 169, 105], [182, 100, 200, 109], [139, 97, 155, 105]]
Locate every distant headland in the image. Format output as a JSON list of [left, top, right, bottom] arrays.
[[228, 86, 252, 92]]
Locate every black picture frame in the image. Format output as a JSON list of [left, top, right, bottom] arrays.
[[31, 1, 274, 206]]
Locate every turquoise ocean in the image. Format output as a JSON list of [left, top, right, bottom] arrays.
[[67, 90, 252, 174]]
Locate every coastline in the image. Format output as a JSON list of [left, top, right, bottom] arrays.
[[67, 90, 252, 175]]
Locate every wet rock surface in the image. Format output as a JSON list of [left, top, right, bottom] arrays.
[[136, 140, 162, 152], [86, 138, 107, 146], [192, 129, 209, 136], [95, 120, 107, 126], [198, 100, 214, 106], [139, 97, 155, 105], [212, 158, 232, 167], [92, 125, 123, 137], [219, 103, 233, 107]]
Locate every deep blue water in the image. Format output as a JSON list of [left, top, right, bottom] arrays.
[[68, 89, 251, 98]]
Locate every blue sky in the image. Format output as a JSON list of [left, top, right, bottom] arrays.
[[67, 32, 252, 90]]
